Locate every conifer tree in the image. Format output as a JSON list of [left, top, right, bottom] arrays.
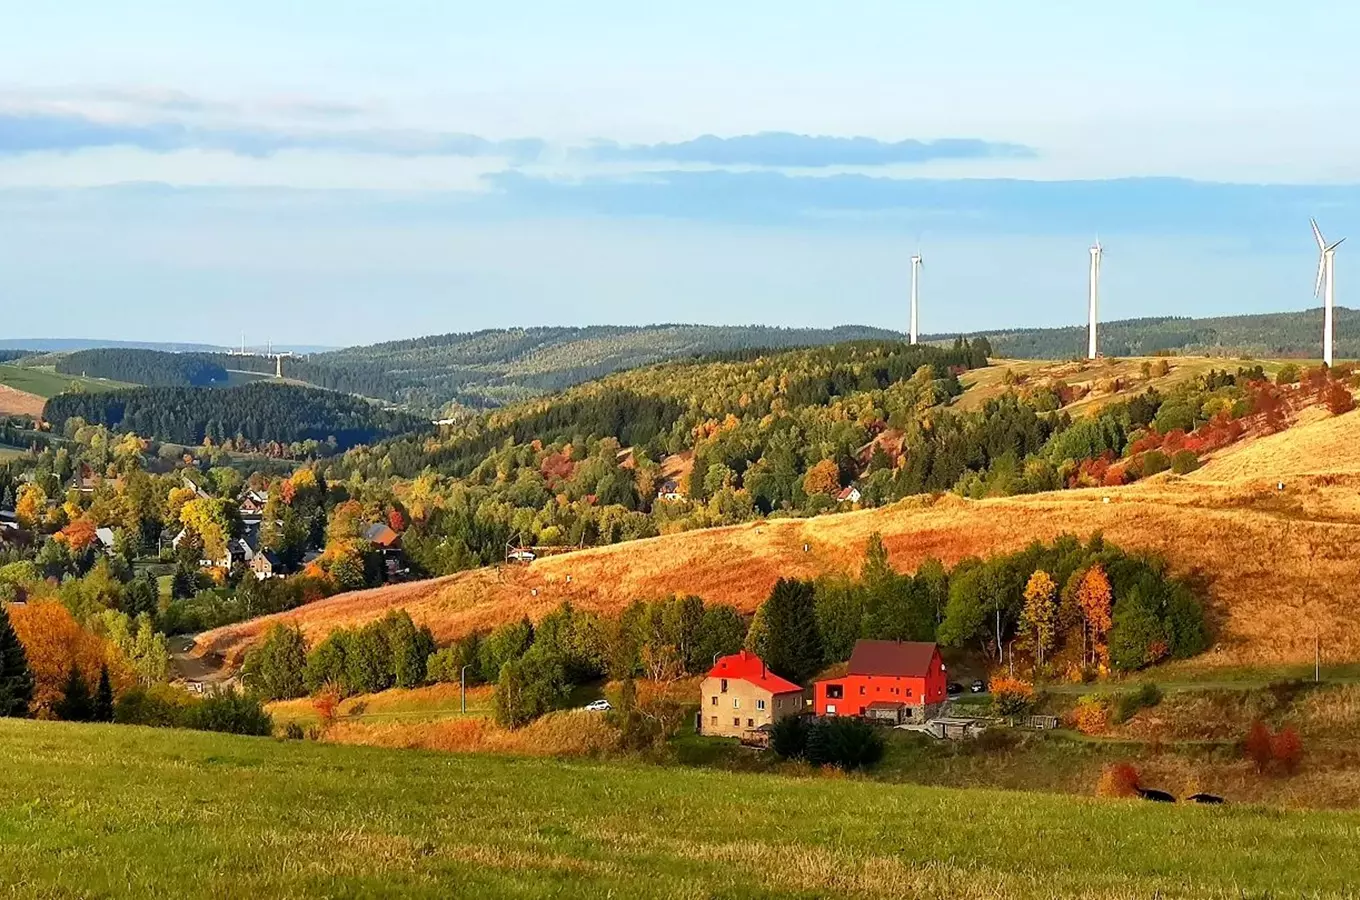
[[0, 605, 34, 717], [54, 666, 94, 722], [759, 578, 824, 684], [94, 665, 115, 722]]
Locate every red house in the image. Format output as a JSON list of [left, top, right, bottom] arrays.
[[813, 640, 947, 724]]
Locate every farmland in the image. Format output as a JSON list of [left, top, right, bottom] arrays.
[[0, 362, 132, 399], [1, 718, 1359, 898]]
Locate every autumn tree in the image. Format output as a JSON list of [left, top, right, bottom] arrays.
[[1273, 725, 1303, 775], [179, 498, 238, 562], [0, 605, 34, 716], [8, 601, 124, 715], [15, 483, 45, 530], [1244, 719, 1273, 773], [1076, 565, 1113, 668], [1020, 569, 1058, 669], [802, 459, 841, 498]]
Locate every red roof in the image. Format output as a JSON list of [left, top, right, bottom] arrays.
[[846, 640, 939, 678], [707, 650, 803, 694]]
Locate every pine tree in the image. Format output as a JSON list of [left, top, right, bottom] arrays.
[[54, 666, 94, 722], [94, 665, 115, 722], [0, 605, 34, 717], [760, 578, 824, 684]]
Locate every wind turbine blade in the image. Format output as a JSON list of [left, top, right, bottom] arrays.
[[1328, 237, 1346, 252], [1312, 218, 1327, 250], [1315, 253, 1327, 298]]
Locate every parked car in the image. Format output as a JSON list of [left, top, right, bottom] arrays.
[[946, 682, 964, 696], [970, 679, 987, 694], [582, 699, 613, 712]]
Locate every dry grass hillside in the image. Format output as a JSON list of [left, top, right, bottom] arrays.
[[198, 403, 1360, 672]]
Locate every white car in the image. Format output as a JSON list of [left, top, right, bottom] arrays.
[[582, 699, 612, 712]]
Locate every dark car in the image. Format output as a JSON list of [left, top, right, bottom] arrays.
[[970, 679, 987, 694], [946, 682, 964, 696]]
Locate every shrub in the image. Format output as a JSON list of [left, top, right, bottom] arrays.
[[1324, 381, 1355, 415], [1113, 683, 1163, 724], [241, 624, 308, 701], [1273, 726, 1303, 775], [1071, 695, 1111, 735], [1170, 449, 1200, 475], [1275, 363, 1300, 386], [114, 684, 192, 727], [313, 688, 340, 729], [185, 688, 273, 736], [1096, 762, 1142, 798], [1138, 450, 1171, 478], [283, 721, 306, 740], [769, 715, 810, 760], [1244, 720, 1273, 773], [803, 717, 884, 771], [989, 675, 1035, 717]]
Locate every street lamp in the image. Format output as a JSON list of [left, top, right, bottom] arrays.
[[460, 664, 473, 714]]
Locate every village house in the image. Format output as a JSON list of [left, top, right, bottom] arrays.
[[238, 489, 268, 520], [699, 650, 805, 741], [656, 480, 684, 502], [364, 522, 407, 580], [251, 549, 282, 580], [836, 485, 862, 504], [813, 639, 948, 725]]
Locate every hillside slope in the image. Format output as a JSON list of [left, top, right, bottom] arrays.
[[199, 406, 1360, 670]]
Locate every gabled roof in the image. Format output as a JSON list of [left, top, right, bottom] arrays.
[[94, 527, 116, 549], [707, 649, 803, 694], [363, 522, 400, 547], [836, 485, 860, 501], [846, 640, 939, 678]]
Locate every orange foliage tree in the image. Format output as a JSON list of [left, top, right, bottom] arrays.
[[1273, 725, 1303, 774], [1244, 719, 1273, 773], [1076, 565, 1113, 668], [1096, 761, 1141, 798], [15, 483, 46, 530], [58, 518, 99, 553], [802, 459, 841, 497], [8, 601, 129, 715]]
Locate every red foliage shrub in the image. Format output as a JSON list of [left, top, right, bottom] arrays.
[[1324, 381, 1356, 415], [1161, 429, 1187, 453], [313, 690, 340, 729], [1273, 726, 1303, 774], [1244, 720, 1274, 773], [1096, 762, 1141, 798], [1102, 466, 1128, 487]]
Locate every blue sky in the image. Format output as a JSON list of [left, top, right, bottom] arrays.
[[2, 2, 1359, 346]]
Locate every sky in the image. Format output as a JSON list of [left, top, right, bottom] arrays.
[[2, 1, 1359, 347]]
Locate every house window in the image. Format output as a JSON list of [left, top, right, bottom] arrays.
[[756, 699, 766, 711], [721, 678, 728, 693], [826, 704, 837, 715], [733, 717, 740, 727], [747, 718, 754, 727], [906, 688, 913, 698], [733, 698, 740, 709], [710, 715, 717, 725], [859, 685, 866, 696], [826, 684, 844, 700], [711, 696, 718, 706], [776, 698, 782, 710]]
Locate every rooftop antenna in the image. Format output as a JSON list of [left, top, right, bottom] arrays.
[[909, 245, 923, 345], [1087, 236, 1103, 360], [1312, 218, 1346, 367], [240, 331, 246, 356]]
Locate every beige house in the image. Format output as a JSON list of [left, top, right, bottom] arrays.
[[699, 650, 806, 740]]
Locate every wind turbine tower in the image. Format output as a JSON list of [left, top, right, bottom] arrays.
[[909, 251, 923, 345], [1087, 239, 1103, 360], [1312, 218, 1346, 367]]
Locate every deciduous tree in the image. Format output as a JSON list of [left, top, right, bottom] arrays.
[[1021, 570, 1058, 669], [1076, 565, 1113, 668]]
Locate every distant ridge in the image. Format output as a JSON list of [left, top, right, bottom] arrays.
[[0, 338, 336, 354], [927, 307, 1360, 360]]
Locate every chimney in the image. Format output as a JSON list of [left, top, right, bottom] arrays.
[[762, 661, 767, 679]]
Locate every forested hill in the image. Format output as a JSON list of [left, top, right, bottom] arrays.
[[43, 383, 425, 452], [54, 349, 230, 387], [943, 307, 1359, 360], [313, 324, 902, 413]]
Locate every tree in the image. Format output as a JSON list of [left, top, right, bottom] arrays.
[[693, 605, 748, 670], [801, 459, 841, 497], [0, 605, 34, 717], [1273, 725, 1303, 775], [244, 624, 309, 701], [15, 483, 46, 530], [1076, 565, 1113, 668], [1108, 587, 1168, 672], [54, 666, 94, 722], [304, 630, 350, 694], [93, 665, 115, 722], [382, 611, 436, 689], [479, 617, 534, 683], [493, 647, 569, 729], [1244, 720, 1273, 773], [758, 578, 823, 684], [8, 601, 119, 715], [1020, 570, 1058, 670], [179, 498, 237, 562]]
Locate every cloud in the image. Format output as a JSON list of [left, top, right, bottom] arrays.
[[581, 132, 1036, 168], [0, 111, 545, 160], [484, 169, 1360, 235]]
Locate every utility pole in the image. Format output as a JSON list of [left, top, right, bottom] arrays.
[[460, 665, 472, 713]]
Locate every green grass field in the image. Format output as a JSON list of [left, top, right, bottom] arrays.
[[0, 363, 132, 398], [1, 719, 1358, 898]]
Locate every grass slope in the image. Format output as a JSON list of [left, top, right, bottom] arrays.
[[1, 718, 1358, 898], [0, 363, 131, 399]]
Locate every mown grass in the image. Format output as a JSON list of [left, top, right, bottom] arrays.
[[2, 719, 1360, 898], [0, 363, 131, 398]]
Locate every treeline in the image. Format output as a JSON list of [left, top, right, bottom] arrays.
[[54, 349, 229, 387], [44, 382, 426, 451], [962, 307, 1360, 360]]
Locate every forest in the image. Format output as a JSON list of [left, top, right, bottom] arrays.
[[959, 306, 1360, 360], [54, 349, 229, 387], [43, 383, 425, 452]]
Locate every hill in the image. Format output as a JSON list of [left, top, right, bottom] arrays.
[[43, 381, 426, 452], [2, 718, 1357, 898], [198, 399, 1360, 670], [314, 323, 903, 413], [942, 306, 1360, 360]]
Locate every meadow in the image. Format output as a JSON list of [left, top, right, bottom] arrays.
[[0, 363, 131, 399], [1, 718, 1359, 898]]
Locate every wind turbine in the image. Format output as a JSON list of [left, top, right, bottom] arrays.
[[909, 249, 923, 345], [1312, 218, 1345, 367], [1087, 238, 1103, 360]]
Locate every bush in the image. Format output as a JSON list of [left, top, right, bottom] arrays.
[[989, 675, 1035, 717], [1138, 450, 1171, 478], [185, 688, 273, 736], [114, 684, 192, 727], [1275, 363, 1300, 386], [1113, 683, 1163, 724], [1070, 695, 1111, 735], [1170, 449, 1200, 475], [1273, 725, 1303, 774], [803, 717, 884, 771], [769, 715, 810, 760], [242, 624, 308, 701], [1096, 762, 1141, 798], [283, 721, 306, 740], [1244, 720, 1273, 773]]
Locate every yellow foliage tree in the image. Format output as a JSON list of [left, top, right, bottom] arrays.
[[179, 498, 233, 562], [8, 601, 131, 715], [14, 483, 46, 529], [1077, 565, 1114, 668], [1021, 569, 1058, 669]]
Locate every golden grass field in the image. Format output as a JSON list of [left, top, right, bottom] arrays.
[[0, 382, 46, 417], [197, 396, 1360, 674]]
